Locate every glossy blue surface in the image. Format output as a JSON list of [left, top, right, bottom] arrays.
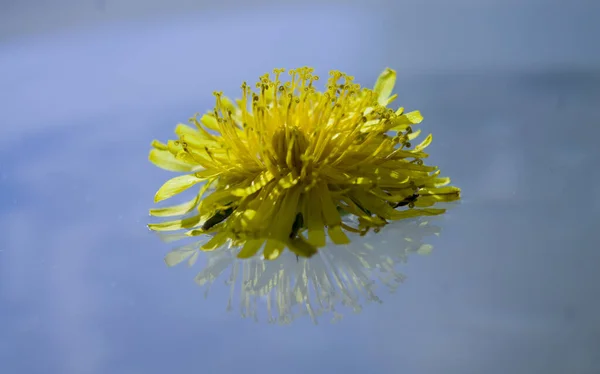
[[1, 2, 599, 374]]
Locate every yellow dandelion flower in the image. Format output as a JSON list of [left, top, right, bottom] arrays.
[[148, 67, 460, 260]]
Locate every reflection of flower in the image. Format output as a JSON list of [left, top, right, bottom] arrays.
[[161, 217, 445, 324], [148, 67, 460, 260]]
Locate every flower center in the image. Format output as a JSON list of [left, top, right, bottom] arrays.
[[271, 125, 309, 177]]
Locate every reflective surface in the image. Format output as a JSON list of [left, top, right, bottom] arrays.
[[2, 2, 600, 374]]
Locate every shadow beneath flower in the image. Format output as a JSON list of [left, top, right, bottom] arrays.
[[159, 213, 454, 325]]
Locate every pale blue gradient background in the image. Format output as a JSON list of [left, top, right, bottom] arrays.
[[1, 1, 600, 373]]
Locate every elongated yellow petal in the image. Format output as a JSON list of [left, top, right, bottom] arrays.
[[407, 129, 422, 141], [201, 232, 229, 251], [413, 194, 459, 207], [149, 194, 200, 217], [154, 174, 205, 202], [369, 188, 415, 203], [219, 95, 237, 113], [419, 186, 461, 196], [287, 236, 318, 258], [328, 225, 350, 245], [316, 183, 351, 244], [414, 134, 433, 152], [199, 190, 235, 214], [387, 208, 446, 220], [263, 239, 284, 260], [176, 124, 221, 148], [230, 171, 274, 197], [174, 123, 198, 138], [390, 111, 423, 131], [167, 139, 184, 155], [194, 169, 222, 178], [306, 189, 326, 247], [237, 239, 265, 259], [270, 185, 301, 241], [428, 177, 451, 187], [151, 140, 169, 150], [148, 215, 201, 231], [318, 183, 342, 226], [383, 93, 398, 106], [200, 114, 220, 131], [412, 186, 461, 207], [149, 149, 195, 172], [373, 68, 396, 106]]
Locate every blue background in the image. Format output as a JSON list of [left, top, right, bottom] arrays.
[[1, 1, 599, 373]]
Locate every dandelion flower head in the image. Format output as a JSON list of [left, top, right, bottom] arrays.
[[148, 67, 460, 260]]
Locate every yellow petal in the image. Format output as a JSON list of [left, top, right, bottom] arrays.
[[388, 208, 446, 220], [407, 129, 422, 141], [406, 110, 423, 123], [328, 225, 350, 245], [230, 171, 274, 197], [149, 194, 200, 217], [425, 177, 450, 187], [201, 232, 229, 251], [200, 114, 220, 131], [419, 186, 461, 196], [154, 174, 205, 202], [198, 190, 234, 214], [173, 150, 197, 165], [220, 95, 237, 113], [176, 123, 220, 148], [263, 239, 284, 260], [174, 123, 198, 138], [382, 148, 428, 161], [369, 188, 416, 203], [288, 236, 318, 258], [383, 93, 398, 106], [414, 194, 458, 207], [194, 169, 222, 178], [167, 139, 184, 155], [190, 116, 221, 142], [318, 183, 342, 226], [149, 149, 194, 172], [151, 140, 168, 150], [390, 111, 423, 131], [270, 186, 301, 241], [412, 187, 461, 206], [306, 189, 326, 247], [373, 68, 396, 106], [414, 134, 433, 152], [148, 215, 201, 231], [237, 239, 265, 259]]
